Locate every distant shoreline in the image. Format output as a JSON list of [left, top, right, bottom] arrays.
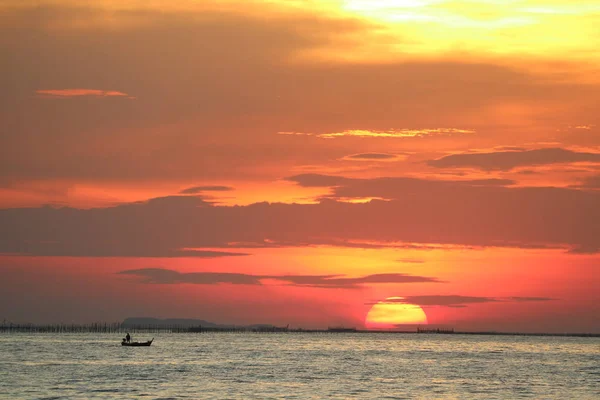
[[0, 324, 598, 338]]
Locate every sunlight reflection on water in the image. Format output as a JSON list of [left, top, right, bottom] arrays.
[[0, 333, 598, 399]]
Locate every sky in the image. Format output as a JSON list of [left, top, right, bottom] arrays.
[[1, 0, 599, 333]]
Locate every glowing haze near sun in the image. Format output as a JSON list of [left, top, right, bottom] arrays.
[[366, 297, 428, 329]]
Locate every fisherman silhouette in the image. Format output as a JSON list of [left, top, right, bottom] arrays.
[[125, 332, 131, 343]]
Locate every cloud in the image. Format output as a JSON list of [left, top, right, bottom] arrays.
[[226, 238, 467, 251], [348, 273, 440, 284], [2, 174, 598, 257], [427, 148, 600, 171], [573, 125, 595, 130], [118, 268, 440, 288], [286, 174, 515, 194], [179, 185, 234, 194], [3, 4, 599, 185], [495, 146, 527, 151], [36, 89, 135, 99], [175, 249, 250, 258], [285, 174, 350, 187], [567, 244, 600, 254], [119, 268, 262, 285], [507, 297, 556, 302], [375, 295, 555, 307], [0, 196, 249, 257], [576, 174, 600, 189], [344, 153, 399, 160], [396, 258, 425, 264], [279, 128, 475, 139], [466, 179, 516, 186], [389, 295, 499, 306], [288, 239, 470, 251]]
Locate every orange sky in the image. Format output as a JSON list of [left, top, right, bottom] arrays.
[[1, 0, 599, 332]]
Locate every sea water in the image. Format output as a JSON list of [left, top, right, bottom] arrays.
[[0, 333, 598, 399]]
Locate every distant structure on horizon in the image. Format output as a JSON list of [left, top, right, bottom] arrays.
[[327, 326, 357, 333], [417, 327, 455, 334], [252, 324, 289, 333]]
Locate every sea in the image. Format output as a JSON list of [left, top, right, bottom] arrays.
[[0, 332, 598, 399]]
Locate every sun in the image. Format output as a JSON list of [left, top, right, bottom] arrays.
[[365, 297, 428, 329]]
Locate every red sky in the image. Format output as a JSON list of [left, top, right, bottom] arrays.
[[1, 0, 599, 332]]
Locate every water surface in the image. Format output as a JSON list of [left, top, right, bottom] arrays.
[[1, 333, 598, 399]]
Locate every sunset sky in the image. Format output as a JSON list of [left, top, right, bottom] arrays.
[[1, 0, 599, 333]]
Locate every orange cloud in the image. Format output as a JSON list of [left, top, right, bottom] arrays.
[[278, 128, 475, 139], [36, 89, 135, 99], [342, 153, 405, 162]]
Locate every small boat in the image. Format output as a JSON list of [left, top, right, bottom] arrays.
[[121, 338, 153, 347]]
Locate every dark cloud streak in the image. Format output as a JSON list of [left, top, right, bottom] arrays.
[[345, 153, 398, 160], [118, 268, 440, 288], [179, 186, 234, 194], [576, 174, 600, 189], [373, 295, 556, 307], [428, 148, 600, 171]]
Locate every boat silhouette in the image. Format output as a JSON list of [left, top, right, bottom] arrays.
[[121, 338, 153, 346]]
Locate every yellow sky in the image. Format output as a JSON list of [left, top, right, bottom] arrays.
[[10, 1, 598, 55], [6, 0, 597, 82]]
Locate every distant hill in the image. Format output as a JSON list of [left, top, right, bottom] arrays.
[[122, 317, 275, 329]]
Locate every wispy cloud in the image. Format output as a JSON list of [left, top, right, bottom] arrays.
[[428, 148, 600, 171], [574, 125, 595, 130], [576, 174, 600, 189], [567, 244, 600, 254], [36, 89, 135, 99], [343, 153, 401, 161], [507, 296, 556, 302], [372, 295, 555, 308], [278, 128, 475, 139], [175, 249, 250, 258], [285, 173, 515, 190], [119, 269, 262, 285], [179, 185, 234, 194], [119, 268, 441, 288], [396, 258, 425, 264]]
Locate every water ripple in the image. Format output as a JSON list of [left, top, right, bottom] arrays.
[[0, 333, 599, 399]]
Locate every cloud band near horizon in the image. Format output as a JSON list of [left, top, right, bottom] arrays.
[[1, 172, 598, 257], [118, 268, 441, 288]]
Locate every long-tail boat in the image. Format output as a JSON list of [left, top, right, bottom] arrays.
[[121, 338, 153, 346]]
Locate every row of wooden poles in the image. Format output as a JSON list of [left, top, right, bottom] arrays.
[[0, 324, 295, 334], [0, 324, 369, 334], [0, 324, 205, 333]]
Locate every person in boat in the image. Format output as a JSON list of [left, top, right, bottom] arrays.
[[125, 332, 131, 343]]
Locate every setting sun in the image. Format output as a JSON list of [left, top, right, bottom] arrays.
[[365, 297, 428, 329]]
